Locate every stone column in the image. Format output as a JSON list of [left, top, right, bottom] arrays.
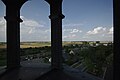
[[114, 0, 120, 80], [2, 0, 27, 70], [45, 0, 65, 70]]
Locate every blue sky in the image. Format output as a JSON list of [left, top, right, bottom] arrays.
[[0, 0, 113, 42]]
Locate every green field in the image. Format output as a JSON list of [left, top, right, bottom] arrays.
[[0, 42, 51, 48], [20, 42, 51, 48], [0, 43, 6, 48], [0, 41, 113, 77], [0, 41, 84, 48], [0, 41, 113, 49]]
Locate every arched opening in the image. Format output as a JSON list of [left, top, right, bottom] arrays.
[[20, 0, 51, 67], [0, 0, 117, 80], [62, 0, 113, 78], [0, 1, 7, 70]]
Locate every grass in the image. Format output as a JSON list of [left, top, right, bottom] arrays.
[[0, 41, 82, 48], [0, 41, 112, 48], [20, 42, 51, 48], [0, 42, 51, 49], [0, 44, 6, 49]]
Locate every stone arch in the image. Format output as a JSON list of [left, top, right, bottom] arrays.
[[0, 1, 6, 69], [20, 0, 50, 41], [1, 0, 64, 70]]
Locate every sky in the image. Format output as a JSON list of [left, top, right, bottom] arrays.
[[0, 0, 113, 42]]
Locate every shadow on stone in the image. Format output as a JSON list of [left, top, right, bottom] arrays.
[[36, 69, 77, 80]]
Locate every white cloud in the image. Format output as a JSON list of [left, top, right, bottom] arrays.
[[70, 29, 82, 33], [23, 20, 40, 27], [20, 16, 44, 27], [63, 29, 72, 32], [20, 16, 46, 34], [45, 29, 51, 33], [63, 23, 83, 27], [0, 17, 6, 31], [20, 16, 51, 41], [71, 34, 76, 38], [63, 26, 113, 41], [0, 17, 5, 26], [28, 28, 35, 34], [84, 26, 113, 41], [87, 27, 106, 35], [0, 17, 6, 41], [108, 27, 113, 34], [0, 16, 113, 41], [63, 28, 82, 34], [63, 36, 68, 39], [63, 34, 76, 39]]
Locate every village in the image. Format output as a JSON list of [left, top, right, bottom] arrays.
[[18, 41, 113, 78]]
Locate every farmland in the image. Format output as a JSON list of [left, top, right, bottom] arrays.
[[20, 42, 51, 48], [0, 41, 111, 48], [0, 41, 113, 77]]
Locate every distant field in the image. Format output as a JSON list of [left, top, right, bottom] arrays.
[[0, 41, 83, 48], [0, 44, 6, 48], [0, 42, 51, 48], [20, 42, 51, 48], [62, 41, 83, 46], [0, 41, 112, 48]]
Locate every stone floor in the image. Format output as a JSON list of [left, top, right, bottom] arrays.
[[0, 59, 103, 80]]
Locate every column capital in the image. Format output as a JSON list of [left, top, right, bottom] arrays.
[[4, 16, 23, 22]]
